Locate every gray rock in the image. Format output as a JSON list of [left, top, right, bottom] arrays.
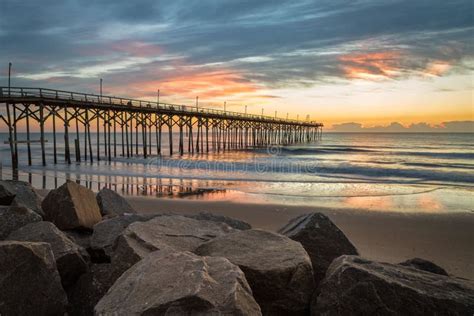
[[64, 229, 93, 250], [278, 212, 358, 285], [312, 255, 474, 315], [63, 230, 92, 264], [125, 215, 234, 252], [195, 229, 315, 315], [8, 221, 88, 288], [0, 205, 42, 239], [0, 180, 44, 216], [96, 187, 136, 217], [0, 183, 15, 205], [111, 215, 234, 276], [0, 241, 68, 315], [42, 180, 102, 230], [67, 263, 119, 316], [90, 214, 157, 262], [187, 211, 252, 230], [95, 250, 262, 315], [399, 257, 449, 276]]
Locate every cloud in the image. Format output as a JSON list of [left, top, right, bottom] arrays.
[[0, 0, 472, 100], [107, 69, 262, 100], [339, 51, 403, 80], [329, 121, 474, 133]]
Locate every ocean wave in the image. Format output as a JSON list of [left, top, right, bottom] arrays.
[[11, 154, 473, 186], [270, 146, 474, 160], [403, 162, 474, 170]]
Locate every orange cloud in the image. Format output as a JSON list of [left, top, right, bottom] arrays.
[[424, 61, 451, 77], [117, 70, 262, 100], [339, 51, 402, 80]]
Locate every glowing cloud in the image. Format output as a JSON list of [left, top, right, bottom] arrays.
[[424, 61, 451, 77], [109, 70, 262, 100], [339, 51, 402, 80]]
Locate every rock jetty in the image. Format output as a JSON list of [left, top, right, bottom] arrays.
[[0, 180, 472, 315]]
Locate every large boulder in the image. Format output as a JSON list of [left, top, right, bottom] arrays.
[[123, 215, 234, 252], [195, 229, 314, 315], [278, 212, 358, 285], [67, 263, 118, 316], [111, 215, 234, 276], [8, 221, 88, 288], [0, 205, 42, 239], [399, 257, 449, 276], [95, 250, 262, 315], [312, 256, 474, 315], [90, 214, 154, 262], [0, 241, 68, 315], [96, 187, 136, 217], [42, 180, 102, 230], [0, 180, 44, 216], [187, 211, 252, 230]]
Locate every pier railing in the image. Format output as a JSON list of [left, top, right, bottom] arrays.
[[0, 87, 322, 127]]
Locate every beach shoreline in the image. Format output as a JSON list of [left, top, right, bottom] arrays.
[[127, 196, 474, 280]]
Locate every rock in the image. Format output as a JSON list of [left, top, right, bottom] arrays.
[[123, 215, 234, 252], [187, 211, 252, 230], [278, 212, 358, 285], [312, 255, 474, 315], [0, 183, 15, 205], [67, 263, 119, 316], [0, 241, 68, 315], [195, 229, 314, 315], [96, 187, 136, 217], [8, 221, 88, 288], [64, 229, 93, 250], [0, 180, 44, 216], [111, 215, 234, 276], [95, 250, 262, 315], [42, 180, 102, 230], [399, 257, 449, 276], [63, 230, 92, 264], [0, 205, 42, 239], [90, 214, 156, 262]]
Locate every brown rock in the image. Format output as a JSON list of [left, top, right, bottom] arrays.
[[312, 256, 474, 315], [0, 241, 68, 315], [195, 229, 315, 315], [42, 181, 102, 230], [95, 251, 262, 315], [278, 212, 358, 285]]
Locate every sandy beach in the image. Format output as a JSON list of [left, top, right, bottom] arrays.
[[127, 196, 474, 280]]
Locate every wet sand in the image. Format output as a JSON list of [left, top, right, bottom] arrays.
[[127, 196, 474, 280]]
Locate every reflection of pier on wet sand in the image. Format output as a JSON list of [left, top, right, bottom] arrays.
[[0, 167, 228, 198]]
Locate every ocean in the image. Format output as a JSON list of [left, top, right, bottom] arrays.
[[1, 132, 473, 213]]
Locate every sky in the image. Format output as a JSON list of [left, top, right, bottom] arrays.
[[1, 0, 473, 130]]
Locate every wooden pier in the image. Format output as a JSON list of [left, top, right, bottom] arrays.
[[0, 87, 323, 169]]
